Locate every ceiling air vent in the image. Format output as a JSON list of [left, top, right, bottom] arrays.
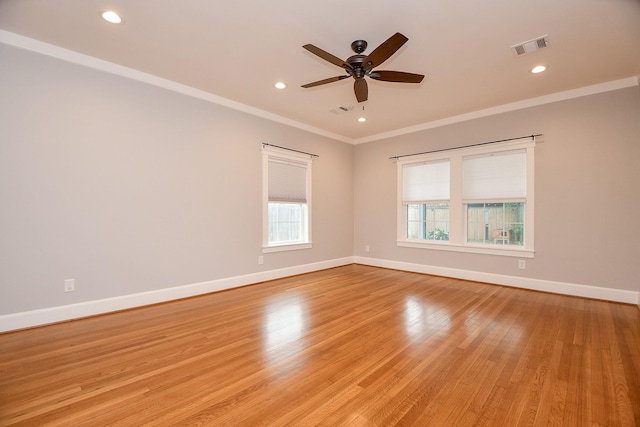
[[511, 35, 549, 56], [329, 105, 355, 115]]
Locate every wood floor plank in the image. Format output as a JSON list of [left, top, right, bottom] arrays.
[[1, 264, 639, 426]]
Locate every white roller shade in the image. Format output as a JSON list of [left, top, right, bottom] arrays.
[[268, 159, 307, 203], [463, 150, 526, 199], [402, 160, 450, 202]]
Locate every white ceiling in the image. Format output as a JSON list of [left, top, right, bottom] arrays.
[[1, 0, 639, 143]]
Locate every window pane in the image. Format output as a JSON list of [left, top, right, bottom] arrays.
[[406, 203, 449, 241], [268, 202, 305, 245], [505, 202, 525, 246], [466, 202, 525, 246], [466, 203, 486, 243]]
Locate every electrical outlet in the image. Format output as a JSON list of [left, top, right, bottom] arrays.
[[365, 245, 370, 253], [518, 260, 526, 270], [64, 279, 75, 292], [258, 256, 264, 265]]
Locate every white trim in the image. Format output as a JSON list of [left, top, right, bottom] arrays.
[[0, 257, 355, 333], [354, 77, 640, 144], [263, 242, 312, 253], [354, 256, 639, 304], [396, 240, 535, 258], [261, 144, 314, 161], [0, 30, 351, 144], [1, 31, 637, 146], [3, 256, 637, 332], [525, 144, 535, 248]]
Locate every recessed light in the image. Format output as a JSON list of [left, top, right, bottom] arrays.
[[531, 65, 546, 74], [101, 10, 123, 24], [274, 82, 286, 89], [357, 117, 367, 123]]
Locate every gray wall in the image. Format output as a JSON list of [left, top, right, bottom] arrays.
[[0, 44, 354, 314], [354, 86, 640, 292], [1, 42, 638, 318]]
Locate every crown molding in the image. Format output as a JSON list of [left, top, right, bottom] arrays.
[[0, 30, 352, 144], [354, 76, 639, 144], [1, 30, 637, 146]]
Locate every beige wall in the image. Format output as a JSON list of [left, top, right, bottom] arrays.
[[354, 86, 640, 292], [0, 44, 354, 315]]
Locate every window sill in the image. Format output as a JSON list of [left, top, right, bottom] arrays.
[[397, 240, 534, 258], [263, 242, 312, 253]]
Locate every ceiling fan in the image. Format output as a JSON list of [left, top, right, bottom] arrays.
[[301, 32, 424, 103]]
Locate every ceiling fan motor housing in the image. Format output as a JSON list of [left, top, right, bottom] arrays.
[[347, 55, 368, 78]]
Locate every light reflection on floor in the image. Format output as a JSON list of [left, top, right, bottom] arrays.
[[262, 295, 307, 369], [403, 296, 450, 340]]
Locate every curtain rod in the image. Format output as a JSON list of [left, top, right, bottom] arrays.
[[262, 143, 319, 158], [389, 134, 542, 160]]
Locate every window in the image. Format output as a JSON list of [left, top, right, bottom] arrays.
[[463, 150, 527, 247], [397, 139, 534, 257], [263, 147, 312, 252], [402, 160, 450, 241]]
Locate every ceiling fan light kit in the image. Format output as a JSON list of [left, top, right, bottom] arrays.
[[301, 32, 424, 103]]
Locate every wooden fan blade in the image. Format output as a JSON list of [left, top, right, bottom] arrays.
[[354, 79, 368, 103], [363, 33, 408, 70], [301, 75, 350, 88], [303, 44, 353, 70], [369, 70, 424, 83]]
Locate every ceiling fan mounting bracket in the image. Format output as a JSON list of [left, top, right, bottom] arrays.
[[351, 40, 368, 54]]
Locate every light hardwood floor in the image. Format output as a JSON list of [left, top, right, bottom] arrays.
[[1, 264, 639, 426]]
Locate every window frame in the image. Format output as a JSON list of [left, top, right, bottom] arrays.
[[396, 139, 535, 258], [262, 146, 312, 253]]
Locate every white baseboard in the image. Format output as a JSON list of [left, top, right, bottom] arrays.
[[354, 256, 639, 305], [2, 256, 637, 332], [0, 257, 355, 333]]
